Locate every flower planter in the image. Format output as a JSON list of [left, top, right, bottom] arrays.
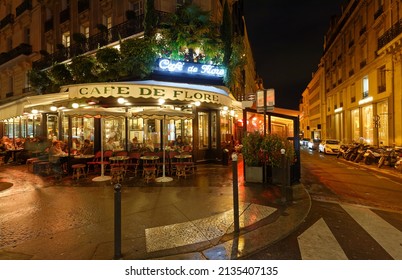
[[245, 165, 263, 183]]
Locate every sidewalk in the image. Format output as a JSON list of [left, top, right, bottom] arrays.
[[0, 159, 310, 260]]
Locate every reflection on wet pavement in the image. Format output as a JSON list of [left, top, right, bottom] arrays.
[[145, 203, 276, 252]]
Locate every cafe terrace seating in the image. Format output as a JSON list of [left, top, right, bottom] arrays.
[[86, 151, 102, 174]]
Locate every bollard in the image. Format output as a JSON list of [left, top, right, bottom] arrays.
[[280, 149, 287, 204], [114, 183, 122, 259], [232, 153, 239, 234]]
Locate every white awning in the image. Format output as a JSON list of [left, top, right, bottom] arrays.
[[0, 93, 69, 120], [62, 80, 236, 107]]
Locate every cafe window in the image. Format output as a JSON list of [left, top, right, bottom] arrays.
[[104, 118, 126, 151], [47, 114, 59, 140], [129, 118, 144, 145], [198, 112, 209, 149], [62, 116, 94, 147], [211, 111, 217, 149], [168, 119, 193, 147]]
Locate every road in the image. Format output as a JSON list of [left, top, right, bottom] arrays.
[[244, 147, 402, 260]]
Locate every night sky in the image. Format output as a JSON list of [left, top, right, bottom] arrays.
[[243, 1, 346, 110]]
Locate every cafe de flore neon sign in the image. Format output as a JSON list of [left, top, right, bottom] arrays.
[[155, 58, 226, 78], [66, 82, 233, 107]]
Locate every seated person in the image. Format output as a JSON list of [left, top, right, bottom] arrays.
[[104, 138, 116, 151], [174, 136, 184, 147], [129, 137, 140, 151], [145, 138, 154, 152], [48, 140, 67, 174], [79, 139, 93, 155]]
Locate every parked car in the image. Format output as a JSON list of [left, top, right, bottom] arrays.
[[319, 139, 341, 154], [299, 138, 310, 147], [308, 139, 321, 150]]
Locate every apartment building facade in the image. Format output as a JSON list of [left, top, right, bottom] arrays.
[[302, 0, 402, 147]]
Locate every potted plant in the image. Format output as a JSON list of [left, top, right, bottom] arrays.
[[261, 134, 295, 184], [241, 131, 264, 182]]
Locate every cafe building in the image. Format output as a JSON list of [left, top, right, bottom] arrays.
[[0, 59, 243, 163]]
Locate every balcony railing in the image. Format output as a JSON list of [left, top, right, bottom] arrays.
[[60, 7, 70, 23], [0, 43, 32, 66], [374, 6, 383, 20], [33, 14, 146, 70], [360, 60, 367, 69], [378, 18, 402, 50], [359, 26, 367, 36], [16, 0, 32, 17], [0, 13, 14, 30]]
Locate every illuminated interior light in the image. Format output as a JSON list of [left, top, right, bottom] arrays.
[[194, 101, 201, 106], [72, 103, 79, 109], [31, 109, 39, 114], [158, 98, 165, 105], [117, 97, 126, 104], [50, 106, 58, 112], [223, 106, 229, 111], [334, 107, 343, 113], [358, 96, 373, 105]]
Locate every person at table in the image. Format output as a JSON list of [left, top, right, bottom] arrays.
[[129, 137, 140, 151], [174, 136, 185, 148], [79, 139, 93, 155], [104, 137, 116, 151], [0, 137, 10, 164], [145, 138, 154, 152], [48, 140, 67, 174], [1, 137, 15, 164]]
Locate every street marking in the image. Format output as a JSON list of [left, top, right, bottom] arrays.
[[341, 204, 402, 259], [298, 218, 348, 260]]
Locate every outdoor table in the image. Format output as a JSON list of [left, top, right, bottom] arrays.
[[140, 155, 159, 178], [140, 155, 159, 164], [74, 154, 95, 159], [7, 148, 24, 164], [174, 154, 193, 162], [109, 156, 130, 162], [109, 156, 130, 179]]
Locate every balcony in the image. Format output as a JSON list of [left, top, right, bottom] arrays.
[[0, 43, 32, 66], [33, 14, 146, 70], [0, 13, 14, 30], [374, 6, 383, 20], [359, 26, 367, 36], [16, 0, 32, 17], [378, 18, 402, 50], [360, 60, 367, 69], [60, 7, 70, 23]]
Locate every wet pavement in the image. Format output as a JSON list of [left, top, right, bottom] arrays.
[[0, 157, 310, 260]]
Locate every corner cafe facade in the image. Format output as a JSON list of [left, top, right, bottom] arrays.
[[0, 78, 242, 163]]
